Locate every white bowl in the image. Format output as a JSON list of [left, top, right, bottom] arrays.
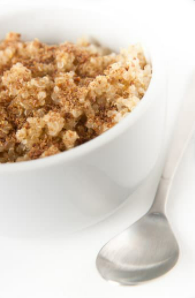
[[0, 7, 166, 237]]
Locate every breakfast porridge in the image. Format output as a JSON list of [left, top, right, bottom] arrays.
[[0, 32, 152, 163]]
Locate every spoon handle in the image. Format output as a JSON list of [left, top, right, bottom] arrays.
[[150, 73, 195, 213]]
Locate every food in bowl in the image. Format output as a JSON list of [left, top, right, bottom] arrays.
[[0, 32, 151, 163]]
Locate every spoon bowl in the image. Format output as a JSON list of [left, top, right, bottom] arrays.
[[96, 212, 179, 285]]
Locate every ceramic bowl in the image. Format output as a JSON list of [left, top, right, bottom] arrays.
[[0, 7, 166, 237]]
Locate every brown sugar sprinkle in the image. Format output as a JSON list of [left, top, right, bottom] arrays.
[[0, 32, 152, 163]]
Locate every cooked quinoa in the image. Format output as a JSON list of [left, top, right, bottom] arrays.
[[0, 32, 152, 163]]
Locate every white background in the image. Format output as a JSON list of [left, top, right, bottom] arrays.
[[0, 0, 195, 297]]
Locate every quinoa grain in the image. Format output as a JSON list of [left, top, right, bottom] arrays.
[[0, 32, 151, 162]]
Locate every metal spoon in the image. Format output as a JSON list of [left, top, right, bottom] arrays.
[[96, 74, 195, 285]]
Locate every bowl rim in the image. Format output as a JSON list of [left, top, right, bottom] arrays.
[[0, 7, 165, 174]]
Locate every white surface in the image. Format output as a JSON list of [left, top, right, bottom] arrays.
[[0, 0, 195, 297]]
